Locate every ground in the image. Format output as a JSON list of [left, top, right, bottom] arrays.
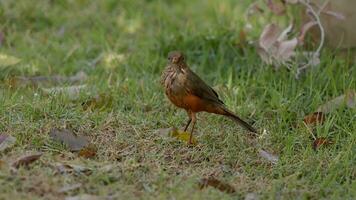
[[0, 0, 355, 199]]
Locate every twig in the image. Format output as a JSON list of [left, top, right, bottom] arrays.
[[295, 0, 325, 78]]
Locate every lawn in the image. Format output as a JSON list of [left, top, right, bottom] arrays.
[[0, 0, 355, 199]]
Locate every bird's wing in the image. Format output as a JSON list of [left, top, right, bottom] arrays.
[[185, 68, 224, 104]]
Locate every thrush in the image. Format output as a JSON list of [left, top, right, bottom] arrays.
[[161, 51, 257, 144]]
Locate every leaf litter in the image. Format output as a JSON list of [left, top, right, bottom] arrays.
[[198, 177, 236, 194], [158, 127, 197, 145], [11, 152, 43, 169]]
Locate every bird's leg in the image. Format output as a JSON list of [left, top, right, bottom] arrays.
[[189, 112, 197, 144], [184, 110, 192, 132]]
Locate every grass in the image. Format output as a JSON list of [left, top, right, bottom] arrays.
[[0, 0, 355, 199]]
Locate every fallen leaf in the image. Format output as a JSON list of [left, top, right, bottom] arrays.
[[303, 112, 326, 125], [312, 137, 333, 150], [55, 163, 92, 175], [258, 149, 278, 164], [277, 23, 294, 42], [276, 38, 298, 62], [317, 90, 356, 114], [0, 134, 16, 152], [11, 153, 42, 169], [259, 23, 281, 51], [198, 177, 236, 194], [258, 23, 298, 67], [298, 21, 318, 43], [49, 129, 89, 152], [58, 183, 82, 193], [10, 71, 87, 88], [41, 84, 87, 100], [266, 0, 286, 16], [170, 128, 198, 145], [0, 53, 21, 67], [65, 194, 101, 200], [78, 145, 97, 159], [82, 93, 113, 111]]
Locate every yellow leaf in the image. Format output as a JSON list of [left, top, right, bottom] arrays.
[[0, 53, 21, 67], [169, 128, 197, 145]]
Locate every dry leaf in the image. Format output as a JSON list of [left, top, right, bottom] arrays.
[[78, 145, 97, 159], [317, 90, 356, 114], [169, 128, 197, 145], [58, 183, 82, 193], [0, 53, 21, 67], [259, 23, 281, 51], [11, 153, 42, 169], [55, 163, 92, 175], [298, 21, 318, 43], [198, 177, 236, 194], [41, 85, 87, 100], [49, 129, 89, 152], [258, 149, 278, 164], [0, 134, 16, 152], [258, 23, 298, 67], [266, 0, 286, 16], [303, 112, 326, 125], [82, 93, 113, 111], [312, 137, 333, 150], [276, 38, 298, 61]]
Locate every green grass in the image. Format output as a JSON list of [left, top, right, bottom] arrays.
[[0, 0, 355, 199]]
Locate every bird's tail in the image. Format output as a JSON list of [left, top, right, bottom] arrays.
[[221, 107, 257, 133]]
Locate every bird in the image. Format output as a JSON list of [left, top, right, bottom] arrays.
[[161, 51, 257, 144]]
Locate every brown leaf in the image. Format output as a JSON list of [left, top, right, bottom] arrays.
[[317, 90, 356, 114], [298, 21, 318, 44], [0, 134, 16, 152], [259, 23, 281, 51], [276, 38, 298, 61], [49, 129, 89, 152], [11, 153, 42, 169], [258, 149, 279, 164], [313, 137, 333, 150], [303, 112, 326, 125], [78, 145, 97, 159], [266, 0, 286, 15], [198, 177, 236, 194]]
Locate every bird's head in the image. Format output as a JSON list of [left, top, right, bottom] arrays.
[[167, 51, 185, 65]]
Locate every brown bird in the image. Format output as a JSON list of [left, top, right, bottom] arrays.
[[161, 51, 257, 144]]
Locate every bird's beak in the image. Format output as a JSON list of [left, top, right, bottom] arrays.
[[172, 57, 179, 63]]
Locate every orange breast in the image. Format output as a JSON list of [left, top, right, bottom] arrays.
[[182, 95, 206, 112]]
